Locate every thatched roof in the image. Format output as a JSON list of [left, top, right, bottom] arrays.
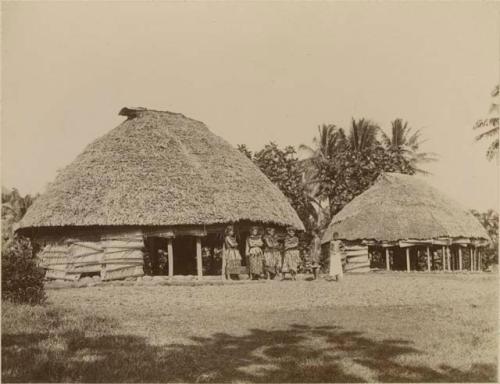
[[19, 108, 304, 231], [321, 173, 489, 244]]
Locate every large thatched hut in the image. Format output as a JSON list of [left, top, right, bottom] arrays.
[[18, 107, 304, 281], [321, 173, 489, 273]]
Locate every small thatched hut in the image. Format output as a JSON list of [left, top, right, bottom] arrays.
[[18, 107, 304, 281], [321, 173, 489, 273]]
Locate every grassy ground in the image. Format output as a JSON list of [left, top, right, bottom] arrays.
[[2, 272, 498, 382]]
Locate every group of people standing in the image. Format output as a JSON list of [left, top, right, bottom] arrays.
[[222, 225, 301, 280]]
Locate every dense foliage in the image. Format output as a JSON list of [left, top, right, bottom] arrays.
[[300, 118, 434, 217], [471, 209, 499, 267], [2, 188, 37, 247], [2, 236, 46, 304], [2, 188, 46, 304], [238, 143, 318, 233]]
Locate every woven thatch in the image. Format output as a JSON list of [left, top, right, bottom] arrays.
[[19, 108, 304, 231], [321, 173, 489, 243]]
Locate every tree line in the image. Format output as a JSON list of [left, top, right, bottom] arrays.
[[239, 118, 436, 234]]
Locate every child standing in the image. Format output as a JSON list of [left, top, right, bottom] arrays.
[[329, 232, 344, 281]]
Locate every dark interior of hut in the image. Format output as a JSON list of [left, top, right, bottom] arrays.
[[143, 237, 168, 276], [172, 237, 197, 275], [143, 233, 233, 276], [368, 246, 460, 272]]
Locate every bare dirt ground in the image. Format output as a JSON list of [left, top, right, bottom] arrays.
[[2, 272, 498, 382]]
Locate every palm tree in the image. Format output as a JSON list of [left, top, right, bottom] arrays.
[[298, 125, 347, 231], [347, 118, 380, 153], [299, 124, 346, 161], [381, 119, 437, 174], [474, 85, 499, 161], [299, 124, 346, 190]]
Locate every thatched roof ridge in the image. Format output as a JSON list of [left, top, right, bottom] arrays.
[[19, 108, 304, 231], [321, 173, 489, 243]]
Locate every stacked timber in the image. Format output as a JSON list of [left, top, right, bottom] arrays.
[[101, 231, 144, 281], [344, 245, 370, 273], [38, 243, 78, 281], [67, 240, 103, 277]]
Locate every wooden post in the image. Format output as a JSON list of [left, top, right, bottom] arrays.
[[406, 248, 410, 272], [477, 248, 482, 272], [196, 237, 202, 278], [167, 238, 173, 278], [450, 248, 453, 271], [473, 248, 477, 271], [385, 248, 390, 271], [442, 246, 446, 271], [426, 246, 431, 272], [446, 246, 451, 272], [470, 247, 474, 271], [458, 247, 463, 271]]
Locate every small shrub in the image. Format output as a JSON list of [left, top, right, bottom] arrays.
[[2, 236, 46, 305]]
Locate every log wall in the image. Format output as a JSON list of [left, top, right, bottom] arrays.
[[37, 231, 145, 281], [344, 245, 370, 273]]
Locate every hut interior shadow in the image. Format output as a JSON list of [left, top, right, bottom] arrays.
[[172, 237, 197, 276], [144, 237, 168, 276]]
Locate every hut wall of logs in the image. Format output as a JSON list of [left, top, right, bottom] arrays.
[[37, 230, 145, 281]]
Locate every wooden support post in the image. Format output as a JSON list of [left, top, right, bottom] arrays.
[[450, 248, 453, 271], [442, 246, 446, 271], [167, 238, 173, 278], [196, 237, 202, 279], [406, 248, 410, 273], [426, 246, 431, 272], [385, 248, 390, 271], [473, 248, 477, 271], [477, 249, 482, 272], [470, 247, 474, 271], [446, 246, 451, 272], [458, 247, 463, 271]]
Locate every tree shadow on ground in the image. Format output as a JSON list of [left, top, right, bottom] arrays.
[[2, 321, 496, 383]]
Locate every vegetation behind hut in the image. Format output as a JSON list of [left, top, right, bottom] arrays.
[[2, 188, 45, 305], [239, 117, 438, 262], [471, 209, 499, 266], [300, 118, 436, 218]]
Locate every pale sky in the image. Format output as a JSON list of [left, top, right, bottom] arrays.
[[2, 2, 499, 211]]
